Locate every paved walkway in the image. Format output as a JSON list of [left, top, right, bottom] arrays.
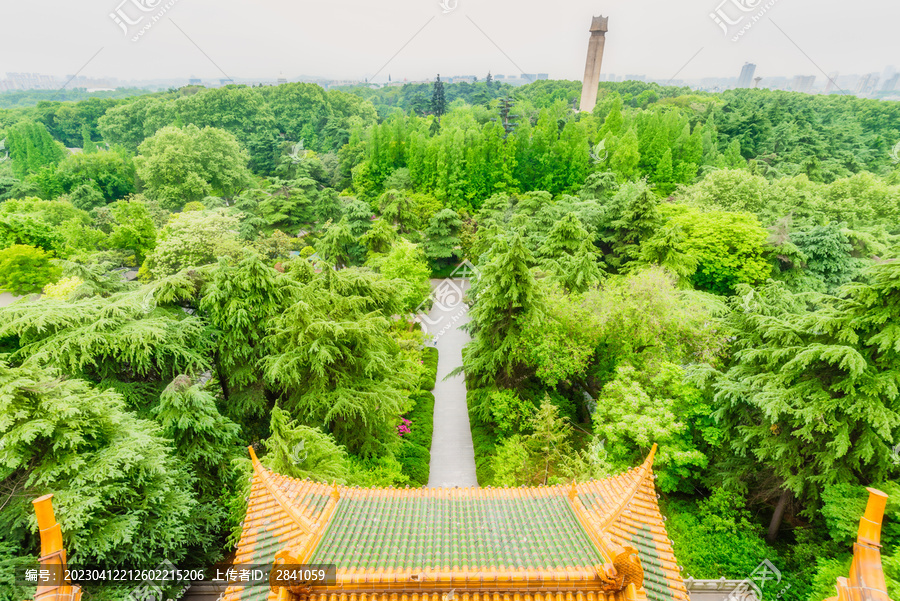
[[425, 278, 479, 488]]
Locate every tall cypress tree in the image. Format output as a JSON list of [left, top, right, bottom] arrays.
[[431, 74, 447, 123]]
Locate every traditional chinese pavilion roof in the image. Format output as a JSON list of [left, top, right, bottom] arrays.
[[222, 445, 688, 601]]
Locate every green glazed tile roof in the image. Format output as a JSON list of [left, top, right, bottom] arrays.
[[309, 487, 604, 571], [222, 446, 690, 601]]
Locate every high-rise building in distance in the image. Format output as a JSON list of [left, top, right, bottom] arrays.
[[737, 62, 756, 88]]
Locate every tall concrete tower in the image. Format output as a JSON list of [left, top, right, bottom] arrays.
[[579, 15, 609, 113]]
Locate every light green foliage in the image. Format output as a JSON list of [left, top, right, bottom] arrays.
[[0, 197, 89, 255], [485, 388, 535, 437], [592, 363, 713, 493], [367, 239, 432, 312], [490, 399, 575, 486], [0, 244, 61, 295], [142, 210, 241, 278], [42, 275, 83, 300], [664, 490, 773, 579], [651, 204, 772, 294], [4, 121, 66, 178], [134, 125, 252, 209], [820, 482, 900, 547], [0, 360, 197, 566], [0, 282, 211, 381], [520, 267, 725, 394]]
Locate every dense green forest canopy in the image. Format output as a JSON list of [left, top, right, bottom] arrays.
[[0, 78, 899, 601]]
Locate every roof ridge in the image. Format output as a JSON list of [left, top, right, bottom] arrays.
[[597, 444, 657, 532], [248, 445, 317, 534]]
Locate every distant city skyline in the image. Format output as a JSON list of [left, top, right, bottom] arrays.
[[2, 0, 897, 88], [3, 66, 897, 100]]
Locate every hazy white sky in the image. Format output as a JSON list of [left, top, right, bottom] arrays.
[[1, 0, 897, 83]]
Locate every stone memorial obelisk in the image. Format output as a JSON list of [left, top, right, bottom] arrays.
[[579, 15, 609, 113]]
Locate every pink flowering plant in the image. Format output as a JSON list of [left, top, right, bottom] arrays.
[[397, 417, 412, 437]]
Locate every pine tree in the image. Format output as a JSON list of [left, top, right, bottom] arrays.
[[316, 217, 357, 268], [704, 259, 900, 537], [200, 252, 294, 415], [423, 208, 464, 263], [0, 360, 199, 566], [262, 268, 415, 455], [263, 405, 352, 482], [431, 75, 447, 123], [154, 375, 242, 498], [462, 230, 543, 388]]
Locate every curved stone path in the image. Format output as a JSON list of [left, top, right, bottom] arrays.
[[425, 278, 479, 488]]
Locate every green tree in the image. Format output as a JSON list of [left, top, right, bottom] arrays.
[[68, 182, 105, 211], [654, 205, 772, 294], [262, 269, 415, 455], [316, 217, 357, 268], [423, 208, 463, 263], [703, 260, 900, 538], [262, 405, 352, 483], [154, 375, 242, 498], [134, 125, 252, 210], [0, 245, 61, 295], [491, 399, 575, 486], [0, 282, 211, 382], [4, 121, 66, 179], [200, 252, 294, 416], [367, 239, 432, 312], [359, 218, 398, 258], [596, 181, 661, 271], [462, 230, 543, 388], [106, 198, 158, 264], [0, 360, 199, 566], [55, 150, 136, 203], [431, 75, 447, 123], [609, 128, 640, 182], [141, 210, 242, 278]]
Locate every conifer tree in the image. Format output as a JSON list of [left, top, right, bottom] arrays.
[[431, 75, 446, 123], [703, 259, 900, 538], [0, 360, 198, 566], [200, 252, 295, 414], [424, 208, 464, 263], [154, 375, 242, 498], [462, 230, 543, 388]]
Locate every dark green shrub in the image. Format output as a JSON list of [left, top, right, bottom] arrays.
[[467, 387, 498, 486], [397, 440, 430, 486], [397, 391, 435, 485], [419, 347, 438, 390]]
